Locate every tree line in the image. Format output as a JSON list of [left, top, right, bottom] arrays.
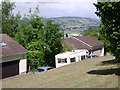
[[83, 1, 120, 61], [1, 0, 64, 71]]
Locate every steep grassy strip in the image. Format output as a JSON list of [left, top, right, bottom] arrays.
[[2, 56, 119, 88]]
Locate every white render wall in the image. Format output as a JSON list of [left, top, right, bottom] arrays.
[[101, 47, 104, 56], [55, 50, 88, 68], [19, 58, 27, 75]]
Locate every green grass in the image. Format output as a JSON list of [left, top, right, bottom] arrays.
[[2, 56, 119, 88]]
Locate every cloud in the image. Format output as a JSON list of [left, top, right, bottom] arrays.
[[67, 10, 73, 14], [10, 0, 97, 3], [12, 1, 99, 19]]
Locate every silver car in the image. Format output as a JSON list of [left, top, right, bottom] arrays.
[[34, 66, 54, 74]]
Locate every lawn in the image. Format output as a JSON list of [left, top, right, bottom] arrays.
[[2, 56, 119, 88]]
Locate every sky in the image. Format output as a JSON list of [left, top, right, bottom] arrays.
[[10, 0, 99, 19]]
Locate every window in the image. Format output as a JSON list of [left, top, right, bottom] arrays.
[[47, 68, 53, 70], [0, 42, 7, 47], [58, 58, 61, 63], [58, 58, 67, 63], [36, 69, 45, 72], [70, 57, 76, 63], [81, 55, 85, 60]]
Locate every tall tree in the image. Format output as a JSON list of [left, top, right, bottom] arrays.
[[14, 7, 50, 70], [94, 2, 120, 60], [97, 21, 111, 55], [83, 27, 98, 39], [15, 7, 63, 70], [2, 0, 21, 37], [44, 20, 64, 66]]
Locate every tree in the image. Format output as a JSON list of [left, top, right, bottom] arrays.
[[97, 21, 111, 55], [94, 2, 120, 60], [63, 42, 76, 51], [15, 7, 64, 70], [2, 1, 64, 70], [83, 27, 98, 39], [44, 20, 64, 66], [2, 0, 21, 37], [14, 7, 49, 70]]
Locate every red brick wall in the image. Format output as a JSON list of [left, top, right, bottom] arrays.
[[93, 49, 101, 56]]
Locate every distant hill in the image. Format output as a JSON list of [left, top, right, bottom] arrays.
[[45, 17, 100, 35], [19, 17, 100, 35]]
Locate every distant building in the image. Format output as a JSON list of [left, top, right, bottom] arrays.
[[64, 33, 79, 38], [55, 35, 104, 68], [55, 49, 88, 68], [0, 34, 28, 79], [62, 35, 104, 57]]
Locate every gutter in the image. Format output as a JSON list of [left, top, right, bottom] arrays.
[[0, 51, 29, 58]]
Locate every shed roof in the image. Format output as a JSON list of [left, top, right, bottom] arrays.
[[0, 34, 28, 57]]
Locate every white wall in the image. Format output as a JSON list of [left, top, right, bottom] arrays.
[[101, 47, 104, 56], [19, 57, 27, 75], [55, 50, 88, 68]]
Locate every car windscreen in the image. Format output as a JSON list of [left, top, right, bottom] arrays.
[[47, 68, 53, 70], [37, 69, 45, 72]]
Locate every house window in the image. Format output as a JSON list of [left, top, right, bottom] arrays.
[[58, 58, 61, 63], [81, 55, 85, 60], [58, 58, 67, 63], [70, 57, 76, 63]]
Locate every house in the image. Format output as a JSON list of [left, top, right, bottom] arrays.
[[55, 36, 104, 68], [55, 49, 89, 68], [62, 36, 104, 57], [0, 34, 28, 79]]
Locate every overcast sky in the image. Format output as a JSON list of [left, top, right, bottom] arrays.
[[10, 0, 99, 19]]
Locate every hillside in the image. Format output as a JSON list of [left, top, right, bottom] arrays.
[[45, 17, 100, 35], [19, 17, 100, 35], [3, 56, 119, 88]]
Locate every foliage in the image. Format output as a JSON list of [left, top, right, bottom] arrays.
[[1, 0, 64, 70], [83, 27, 98, 39], [44, 20, 64, 66], [14, 7, 48, 70], [94, 2, 120, 60], [2, 0, 21, 37], [14, 7, 63, 70], [97, 22, 111, 54], [63, 42, 76, 51]]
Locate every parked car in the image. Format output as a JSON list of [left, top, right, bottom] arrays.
[[87, 55, 98, 58], [34, 66, 54, 74]]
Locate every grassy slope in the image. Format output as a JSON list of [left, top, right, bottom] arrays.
[[2, 56, 119, 88]]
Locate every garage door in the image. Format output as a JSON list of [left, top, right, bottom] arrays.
[[2, 60, 19, 79]]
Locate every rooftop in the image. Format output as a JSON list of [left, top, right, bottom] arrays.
[[62, 35, 104, 50], [0, 34, 28, 57]]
